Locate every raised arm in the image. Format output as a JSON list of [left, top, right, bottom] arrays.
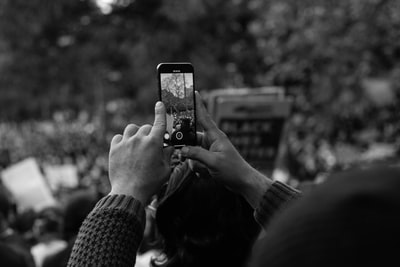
[[68, 102, 174, 267], [181, 92, 301, 229]]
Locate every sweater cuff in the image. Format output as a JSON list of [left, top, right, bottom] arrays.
[[94, 194, 146, 229], [254, 181, 301, 228]]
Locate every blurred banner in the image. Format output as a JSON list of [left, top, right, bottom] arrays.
[[44, 164, 79, 191], [1, 158, 56, 211], [207, 87, 291, 175]]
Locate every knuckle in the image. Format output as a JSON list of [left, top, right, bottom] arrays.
[[139, 124, 152, 134], [129, 134, 142, 143], [135, 134, 144, 141], [126, 123, 137, 129], [112, 134, 122, 141]]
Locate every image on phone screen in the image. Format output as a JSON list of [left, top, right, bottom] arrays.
[[160, 72, 196, 147]]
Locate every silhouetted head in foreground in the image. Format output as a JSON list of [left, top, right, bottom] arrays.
[[153, 161, 261, 267], [250, 166, 400, 267]]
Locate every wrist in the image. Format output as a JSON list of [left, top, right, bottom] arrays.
[[241, 166, 273, 209], [109, 184, 152, 206]]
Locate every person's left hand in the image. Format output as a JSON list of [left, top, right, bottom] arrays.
[[108, 101, 174, 205]]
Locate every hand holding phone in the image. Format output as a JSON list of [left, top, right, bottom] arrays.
[[180, 92, 274, 209], [157, 63, 197, 148]]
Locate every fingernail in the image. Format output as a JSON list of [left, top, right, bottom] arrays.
[[156, 101, 163, 108], [181, 146, 189, 155]]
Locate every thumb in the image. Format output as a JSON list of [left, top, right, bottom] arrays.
[[181, 146, 217, 169], [150, 101, 166, 138]]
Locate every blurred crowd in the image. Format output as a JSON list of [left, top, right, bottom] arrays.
[[0, 115, 111, 266], [0, 89, 399, 266], [0, 118, 110, 194], [0, 184, 99, 267], [1, 89, 400, 187], [282, 90, 400, 183]]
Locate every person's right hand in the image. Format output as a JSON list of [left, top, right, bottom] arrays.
[[108, 101, 174, 206], [181, 91, 273, 208]]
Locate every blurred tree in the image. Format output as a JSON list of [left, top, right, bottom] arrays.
[[0, 0, 399, 121], [0, 0, 98, 119], [250, 0, 400, 107]]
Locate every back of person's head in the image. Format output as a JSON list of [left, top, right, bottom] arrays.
[[33, 206, 63, 239], [12, 209, 36, 235], [62, 190, 97, 241], [250, 166, 400, 267], [153, 161, 261, 267]]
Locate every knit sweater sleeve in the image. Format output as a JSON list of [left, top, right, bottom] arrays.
[[67, 194, 146, 267], [254, 181, 302, 229]]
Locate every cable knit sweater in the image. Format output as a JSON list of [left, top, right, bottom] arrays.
[[67, 181, 301, 267]]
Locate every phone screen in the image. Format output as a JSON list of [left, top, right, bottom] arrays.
[[158, 64, 196, 148]]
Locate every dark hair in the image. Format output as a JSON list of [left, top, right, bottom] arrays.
[[62, 190, 97, 241], [152, 162, 261, 267], [36, 206, 63, 235]]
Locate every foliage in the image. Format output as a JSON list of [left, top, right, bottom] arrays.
[[161, 73, 194, 112], [0, 0, 399, 121], [161, 89, 194, 113], [251, 0, 400, 104]]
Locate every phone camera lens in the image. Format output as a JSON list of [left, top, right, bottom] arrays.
[[176, 132, 183, 140]]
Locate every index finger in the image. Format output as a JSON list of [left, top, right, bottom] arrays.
[[195, 91, 218, 131], [150, 101, 167, 138]]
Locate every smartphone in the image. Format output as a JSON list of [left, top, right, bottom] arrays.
[[157, 62, 197, 148]]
